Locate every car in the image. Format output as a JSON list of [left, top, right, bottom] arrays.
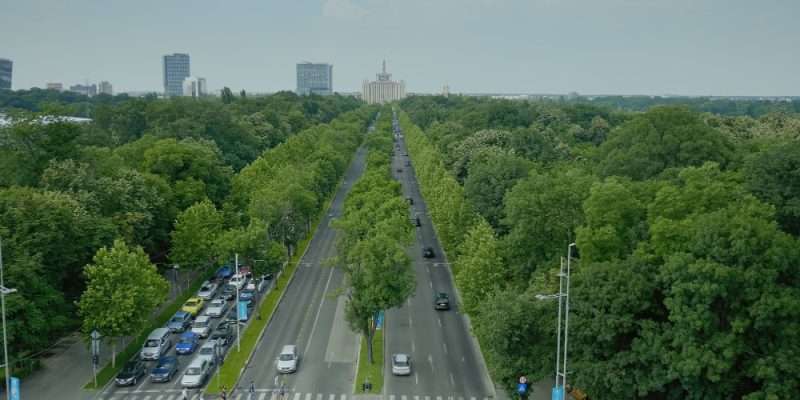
[[197, 340, 220, 366], [220, 284, 237, 301], [239, 267, 252, 278], [115, 360, 146, 386], [196, 281, 219, 301], [191, 315, 212, 338], [276, 345, 299, 373], [246, 278, 267, 294], [150, 356, 179, 383], [215, 265, 233, 281], [175, 331, 200, 355], [405, 197, 414, 205], [181, 358, 210, 388], [226, 304, 249, 324], [391, 353, 411, 376], [239, 288, 254, 306], [423, 247, 435, 258], [211, 321, 236, 346], [403, 152, 408, 156], [206, 299, 227, 318], [411, 217, 420, 226], [140, 328, 172, 360], [434, 292, 450, 310], [181, 297, 205, 316], [405, 160, 411, 166], [229, 273, 248, 290], [396, 166, 403, 172], [167, 310, 193, 333]]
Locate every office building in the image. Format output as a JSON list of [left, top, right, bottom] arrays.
[[69, 83, 97, 97], [46, 82, 64, 91], [0, 58, 12, 90], [163, 53, 190, 96], [98, 81, 113, 95], [362, 60, 405, 104], [183, 76, 206, 97], [296, 62, 333, 95]]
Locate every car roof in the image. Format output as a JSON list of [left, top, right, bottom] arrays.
[[394, 353, 409, 361], [195, 315, 210, 321], [179, 331, 197, 338], [200, 340, 217, 348], [174, 310, 190, 317]]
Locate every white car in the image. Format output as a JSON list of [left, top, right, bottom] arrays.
[[196, 340, 220, 366], [392, 353, 411, 376], [191, 315, 212, 338], [206, 299, 226, 318], [181, 357, 210, 388], [229, 273, 247, 290]]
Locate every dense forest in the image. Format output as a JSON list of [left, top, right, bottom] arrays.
[[0, 89, 366, 369], [399, 95, 800, 399]]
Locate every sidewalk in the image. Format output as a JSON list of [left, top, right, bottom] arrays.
[[18, 267, 203, 400]]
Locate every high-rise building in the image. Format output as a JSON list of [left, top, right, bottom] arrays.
[[0, 58, 12, 90], [163, 53, 190, 96], [182, 76, 206, 97], [46, 82, 64, 91], [98, 81, 113, 95], [69, 83, 97, 97], [362, 59, 405, 104], [296, 62, 333, 95]]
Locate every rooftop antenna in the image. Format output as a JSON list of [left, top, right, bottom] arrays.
[[382, 56, 386, 73]]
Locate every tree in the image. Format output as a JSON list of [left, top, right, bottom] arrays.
[[76, 239, 168, 367], [170, 199, 223, 270], [220, 87, 235, 104], [744, 139, 800, 236], [463, 153, 530, 233]]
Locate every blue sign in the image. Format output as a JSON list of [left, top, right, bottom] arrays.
[[238, 301, 248, 321], [10, 376, 20, 400], [376, 311, 384, 330], [517, 383, 527, 393], [552, 386, 564, 400]]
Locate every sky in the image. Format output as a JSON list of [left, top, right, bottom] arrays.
[[1, 0, 798, 96]]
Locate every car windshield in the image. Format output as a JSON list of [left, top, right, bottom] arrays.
[[194, 320, 208, 328], [156, 359, 173, 368], [185, 301, 197, 307], [121, 363, 138, 373], [186, 367, 201, 375], [279, 354, 294, 361], [223, 285, 235, 292], [171, 315, 184, 323], [145, 339, 160, 347], [200, 286, 211, 292], [200, 346, 214, 355], [180, 337, 194, 344], [394, 359, 409, 366]]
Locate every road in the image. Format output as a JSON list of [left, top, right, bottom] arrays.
[[383, 117, 497, 400]]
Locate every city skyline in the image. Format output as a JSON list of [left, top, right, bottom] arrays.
[[1, 0, 799, 96]]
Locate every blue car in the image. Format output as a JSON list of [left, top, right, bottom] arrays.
[[150, 355, 180, 383], [167, 310, 192, 333], [215, 265, 233, 281], [175, 331, 199, 355], [239, 289, 254, 306]]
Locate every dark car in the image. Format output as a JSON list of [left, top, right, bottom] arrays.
[[211, 322, 236, 346], [215, 265, 233, 281], [150, 355, 179, 383], [405, 160, 411, 166], [115, 360, 146, 387], [220, 284, 237, 301], [423, 247, 435, 258], [434, 292, 450, 310], [226, 304, 249, 324], [396, 166, 403, 172], [239, 289, 254, 306], [403, 152, 408, 156], [411, 217, 420, 226], [405, 197, 414, 205]]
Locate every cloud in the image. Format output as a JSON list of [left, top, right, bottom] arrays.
[[322, 0, 369, 20]]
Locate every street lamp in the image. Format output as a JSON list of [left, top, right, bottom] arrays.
[[536, 243, 576, 400], [1, 236, 18, 400], [172, 264, 181, 298]]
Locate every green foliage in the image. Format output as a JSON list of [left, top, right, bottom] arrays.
[[463, 153, 530, 232], [170, 198, 223, 269], [744, 139, 800, 235]]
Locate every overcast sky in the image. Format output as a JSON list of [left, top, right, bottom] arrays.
[[1, 0, 797, 96]]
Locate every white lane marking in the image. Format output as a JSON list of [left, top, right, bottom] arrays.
[[304, 264, 337, 358], [426, 266, 429, 274], [402, 396, 408, 400], [409, 317, 413, 327], [305, 393, 312, 400], [408, 298, 412, 307], [428, 354, 434, 371], [429, 281, 432, 288], [329, 395, 336, 400], [259, 393, 267, 400], [415, 371, 419, 384], [317, 394, 324, 400], [438, 318, 442, 327], [294, 393, 301, 400], [412, 340, 416, 352], [451, 372, 455, 386], [341, 395, 347, 400], [443, 342, 448, 354]]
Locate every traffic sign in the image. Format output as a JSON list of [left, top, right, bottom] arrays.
[[517, 383, 527, 393], [552, 386, 564, 400], [10, 376, 20, 400], [519, 375, 528, 384], [238, 300, 248, 321]]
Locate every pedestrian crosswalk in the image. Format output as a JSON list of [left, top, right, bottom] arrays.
[[99, 390, 493, 400]]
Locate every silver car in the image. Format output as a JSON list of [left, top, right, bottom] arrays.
[[197, 340, 220, 366], [206, 299, 226, 318], [392, 353, 411, 376], [196, 281, 219, 300], [181, 358, 210, 388]]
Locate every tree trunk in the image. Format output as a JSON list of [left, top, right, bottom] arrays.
[[366, 330, 374, 364], [111, 343, 116, 368]]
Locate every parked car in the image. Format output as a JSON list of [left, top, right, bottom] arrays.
[[434, 292, 450, 310], [181, 357, 210, 388], [391, 353, 411, 376], [175, 331, 200, 355], [196, 281, 219, 301], [276, 345, 299, 373], [220, 284, 237, 301], [181, 297, 205, 316], [149, 355, 179, 383], [206, 299, 227, 318], [211, 322, 235, 346], [215, 265, 233, 281], [191, 315, 212, 338], [167, 310, 193, 333], [197, 339, 220, 366], [115, 360, 146, 386], [423, 247, 435, 258], [229, 273, 248, 290]]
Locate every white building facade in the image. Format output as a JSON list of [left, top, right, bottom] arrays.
[[182, 76, 206, 97], [362, 60, 405, 104]]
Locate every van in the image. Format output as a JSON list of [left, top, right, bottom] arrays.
[[276, 344, 298, 373], [140, 328, 172, 361], [181, 357, 210, 388], [192, 315, 212, 338]]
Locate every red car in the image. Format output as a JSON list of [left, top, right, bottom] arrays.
[[396, 166, 403, 172]]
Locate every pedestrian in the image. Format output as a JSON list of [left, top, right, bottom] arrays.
[[221, 385, 228, 400], [274, 373, 280, 388], [180, 387, 188, 400], [279, 381, 286, 399], [248, 380, 256, 400]]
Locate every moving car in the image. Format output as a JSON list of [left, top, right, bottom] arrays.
[[276, 345, 299, 373], [115, 360, 146, 386], [191, 315, 212, 338], [181, 358, 210, 388], [150, 355, 179, 383], [181, 297, 204, 316], [423, 247, 435, 258], [391, 354, 411, 376], [434, 292, 450, 310], [167, 310, 193, 333], [175, 331, 200, 355], [196, 281, 219, 300], [197, 340, 220, 366], [206, 299, 227, 318], [211, 322, 235, 346]]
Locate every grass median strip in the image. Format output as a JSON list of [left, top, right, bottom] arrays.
[[354, 328, 384, 394]]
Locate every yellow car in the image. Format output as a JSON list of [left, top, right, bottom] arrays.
[[181, 297, 205, 316]]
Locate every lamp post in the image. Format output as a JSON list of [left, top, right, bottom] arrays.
[[536, 243, 575, 400], [1, 236, 18, 400], [172, 264, 181, 298], [235, 254, 241, 353]]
